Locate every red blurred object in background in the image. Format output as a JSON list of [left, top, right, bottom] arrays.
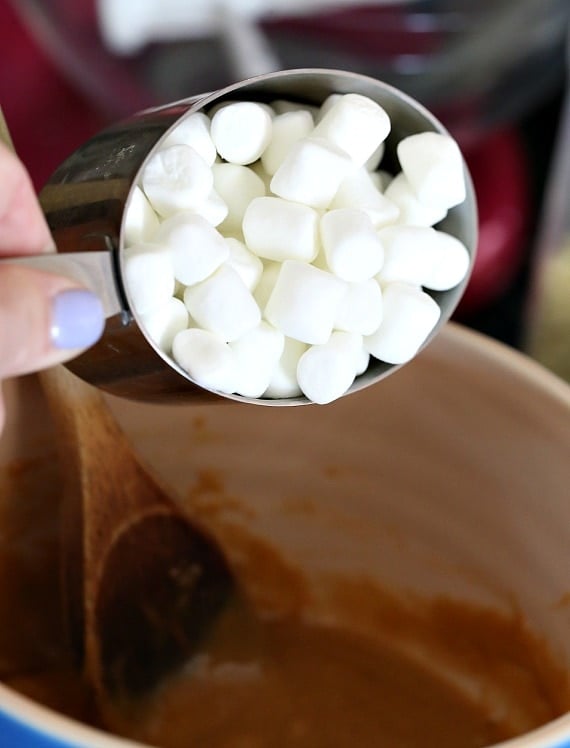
[[1, 0, 529, 315], [458, 129, 530, 315], [0, 0, 104, 189]]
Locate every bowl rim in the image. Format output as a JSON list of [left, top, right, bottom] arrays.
[[443, 324, 570, 410], [0, 323, 568, 748]]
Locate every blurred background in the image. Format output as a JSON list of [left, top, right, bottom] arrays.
[[1, 0, 569, 378]]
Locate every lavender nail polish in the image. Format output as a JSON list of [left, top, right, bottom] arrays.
[[51, 289, 105, 349]]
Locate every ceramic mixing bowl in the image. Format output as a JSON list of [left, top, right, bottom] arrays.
[[0, 324, 568, 747]]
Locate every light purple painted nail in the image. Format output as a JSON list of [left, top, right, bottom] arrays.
[[51, 289, 105, 349]]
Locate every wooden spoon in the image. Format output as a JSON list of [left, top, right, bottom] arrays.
[[0, 110, 234, 708], [41, 365, 234, 708]]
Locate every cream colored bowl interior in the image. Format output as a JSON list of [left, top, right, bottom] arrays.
[[0, 323, 569, 748]]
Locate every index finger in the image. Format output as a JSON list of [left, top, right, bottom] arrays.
[[0, 140, 54, 256]]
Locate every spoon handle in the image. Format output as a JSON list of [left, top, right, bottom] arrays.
[[0, 251, 124, 319]]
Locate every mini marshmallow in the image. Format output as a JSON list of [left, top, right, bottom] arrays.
[[377, 225, 470, 291], [265, 261, 347, 345], [225, 237, 263, 291], [271, 99, 319, 118], [384, 172, 448, 227], [377, 225, 439, 287], [270, 99, 299, 114], [316, 94, 342, 123], [212, 163, 266, 234], [261, 110, 314, 175], [210, 100, 275, 119], [312, 93, 391, 167], [242, 196, 319, 263], [270, 137, 353, 210], [297, 332, 363, 405], [156, 212, 229, 285], [141, 145, 214, 217], [264, 337, 307, 399], [253, 261, 281, 310], [162, 112, 217, 166], [210, 102, 273, 165], [320, 209, 385, 282], [365, 141, 386, 172], [183, 264, 261, 342], [364, 283, 441, 364], [335, 278, 383, 336], [397, 132, 466, 210], [330, 169, 400, 228], [139, 296, 189, 354], [231, 322, 285, 398], [172, 328, 236, 394], [190, 189, 228, 227], [355, 347, 370, 376], [124, 185, 160, 246], [425, 231, 471, 291], [123, 243, 175, 315]]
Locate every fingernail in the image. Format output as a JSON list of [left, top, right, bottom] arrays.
[[51, 289, 105, 349]]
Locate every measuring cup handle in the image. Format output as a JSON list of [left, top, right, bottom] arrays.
[[0, 251, 124, 319]]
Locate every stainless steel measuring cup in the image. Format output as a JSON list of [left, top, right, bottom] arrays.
[[9, 68, 478, 404]]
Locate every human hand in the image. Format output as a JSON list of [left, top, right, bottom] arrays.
[[0, 141, 104, 429]]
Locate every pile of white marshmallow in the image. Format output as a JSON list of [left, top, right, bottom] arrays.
[[123, 92, 469, 404]]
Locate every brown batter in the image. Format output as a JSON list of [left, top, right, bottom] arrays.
[[101, 596, 522, 748], [0, 449, 569, 747]]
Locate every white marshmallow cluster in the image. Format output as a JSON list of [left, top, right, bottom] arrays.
[[123, 94, 469, 404]]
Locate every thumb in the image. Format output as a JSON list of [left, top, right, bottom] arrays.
[[0, 263, 104, 379]]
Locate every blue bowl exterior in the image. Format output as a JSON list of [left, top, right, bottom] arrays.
[[0, 709, 76, 748], [1, 700, 570, 748]]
